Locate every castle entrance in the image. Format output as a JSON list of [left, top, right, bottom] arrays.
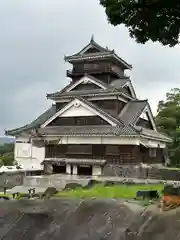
[[77, 165, 92, 176], [52, 164, 66, 174]]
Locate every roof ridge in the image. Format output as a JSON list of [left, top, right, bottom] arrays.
[[65, 39, 111, 59], [83, 74, 109, 88], [47, 75, 110, 98]]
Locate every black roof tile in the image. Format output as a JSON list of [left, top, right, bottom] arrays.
[[6, 105, 56, 136], [38, 125, 138, 137], [118, 100, 148, 124], [135, 126, 171, 142]]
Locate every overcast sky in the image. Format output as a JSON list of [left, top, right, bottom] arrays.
[[1, 0, 180, 135]]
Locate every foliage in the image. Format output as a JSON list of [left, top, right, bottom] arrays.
[[100, 0, 180, 47], [0, 143, 14, 166], [156, 88, 180, 166], [0, 143, 14, 156], [56, 184, 163, 199], [0, 153, 14, 166]]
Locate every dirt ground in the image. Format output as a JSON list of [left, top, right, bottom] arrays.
[[0, 199, 179, 240]]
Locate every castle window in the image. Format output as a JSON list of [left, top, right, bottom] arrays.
[[149, 148, 156, 158], [84, 63, 99, 70]]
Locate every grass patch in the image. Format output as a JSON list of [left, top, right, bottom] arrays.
[[0, 193, 13, 199], [55, 184, 164, 199], [165, 167, 180, 171]]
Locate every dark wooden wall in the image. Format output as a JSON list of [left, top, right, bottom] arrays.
[[122, 86, 133, 97], [93, 99, 126, 117], [139, 146, 164, 164], [45, 144, 164, 165], [48, 116, 110, 127], [136, 118, 154, 130], [69, 60, 125, 82]]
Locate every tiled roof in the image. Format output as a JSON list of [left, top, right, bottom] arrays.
[[110, 78, 129, 89], [38, 125, 138, 137], [64, 38, 132, 69], [6, 105, 56, 136], [47, 74, 135, 101], [69, 38, 110, 56], [6, 97, 171, 142], [6, 96, 123, 136], [47, 74, 109, 98], [135, 126, 172, 142], [118, 100, 148, 124], [65, 51, 132, 69], [47, 88, 134, 101]]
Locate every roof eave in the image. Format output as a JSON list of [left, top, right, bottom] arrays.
[[65, 39, 110, 58], [65, 53, 132, 70], [140, 134, 172, 143], [46, 90, 135, 102]]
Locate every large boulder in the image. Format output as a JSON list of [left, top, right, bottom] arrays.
[[42, 187, 58, 199], [63, 183, 82, 191], [163, 184, 180, 196], [1, 199, 180, 239]]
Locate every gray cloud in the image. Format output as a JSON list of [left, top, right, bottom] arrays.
[[1, 0, 180, 134]]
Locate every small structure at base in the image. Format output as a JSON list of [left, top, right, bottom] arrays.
[[160, 185, 180, 211]]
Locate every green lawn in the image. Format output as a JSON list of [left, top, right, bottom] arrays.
[[55, 184, 164, 199], [165, 167, 180, 171], [0, 193, 12, 198]]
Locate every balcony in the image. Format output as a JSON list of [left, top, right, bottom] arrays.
[[67, 64, 124, 78]]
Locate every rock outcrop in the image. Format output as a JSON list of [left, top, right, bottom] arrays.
[[0, 199, 179, 240]]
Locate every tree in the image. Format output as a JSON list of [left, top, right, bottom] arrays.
[[156, 88, 180, 166], [0, 153, 14, 166], [100, 0, 180, 47], [0, 143, 14, 166], [0, 143, 14, 156]]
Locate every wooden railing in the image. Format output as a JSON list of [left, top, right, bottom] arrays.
[[67, 65, 124, 77]]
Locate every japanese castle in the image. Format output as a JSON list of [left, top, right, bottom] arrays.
[[6, 37, 171, 176]]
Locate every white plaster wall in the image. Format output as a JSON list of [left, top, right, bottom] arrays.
[[92, 166, 102, 176], [139, 111, 148, 120], [141, 139, 166, 148], [57, 136, 139, 145], [15, 141, 45, 170], [44, 136, 166, 147], [61, 105, 95, 117]]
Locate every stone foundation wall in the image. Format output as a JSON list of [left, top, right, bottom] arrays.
[[0, 172, 25, 189], [103, 164, 180, 181], [102, 164, 148, 178]]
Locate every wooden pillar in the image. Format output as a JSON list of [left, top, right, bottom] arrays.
[[44, 163, 53, 174], [66, 164, 71, 175], [73, 165, 77, 175], [133, 146, 142, 164]]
